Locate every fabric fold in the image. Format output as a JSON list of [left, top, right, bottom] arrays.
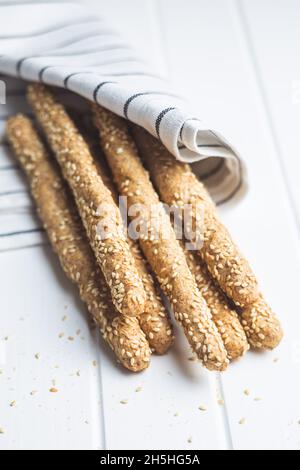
[[0, 0, 245, 204]]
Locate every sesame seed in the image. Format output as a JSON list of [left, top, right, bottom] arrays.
[[198, 405, 207, 411]]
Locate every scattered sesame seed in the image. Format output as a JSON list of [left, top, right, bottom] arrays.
[[9, 400, 16, 407], [120, 399, 128, 405], [198, 405, 207, 411], [187, 437, 192, 443], [217, 399, 224, 406], [254, 397, 262, 402], [34, 353, 40, 360], [49, 388, 58, 393], [243, 388, 250, 396], [92, 360, 97, 367], [30, 390, 38, 396], [239, 418, 246, 425], [135, 386, 142, 392]]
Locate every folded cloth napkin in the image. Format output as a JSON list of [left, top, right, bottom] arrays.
[[0, 0, 244, 205]]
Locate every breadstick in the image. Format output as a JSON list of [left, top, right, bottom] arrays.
[[86, 142, 174, 354], [127, 239, 174, 354], [6, 115, 151, 372], [92, 105, 228, 371], [240, 296, 283, 350], [27, 84, 146, 318], [132, 127, 283, 349], [132, 126, 259, 308], [182, 244, 249, 360]]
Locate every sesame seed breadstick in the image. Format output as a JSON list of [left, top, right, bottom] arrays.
[[240, 296, 283, 350], [132, 127, 283, 350], [127, 239, 174, 354], [6, 115, 151, 372], [70, 117, 174, 354], [92, 105, 229, 371], [88, 146, 174, 354], [182, 244, 249, 360], [27, 84, 146, 318], [132, 126, 259, 308]]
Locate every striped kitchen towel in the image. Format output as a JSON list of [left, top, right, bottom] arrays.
[[0, 0, 244, 205]]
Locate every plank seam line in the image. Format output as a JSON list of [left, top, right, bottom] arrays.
[[0, 240, 47, 254], [231, 0, 300, 238], [213, 373, 234, 450], [152, 0, 171, 80], [95, 329, 108, 450], [151, 0, 234, 449]]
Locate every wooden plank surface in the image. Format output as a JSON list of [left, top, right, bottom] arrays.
[[0, 0, 299, 450]]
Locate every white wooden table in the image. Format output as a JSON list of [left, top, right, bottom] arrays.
[[1, 0, 300, 450]]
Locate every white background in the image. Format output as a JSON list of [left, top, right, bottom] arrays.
[[1, 0, 300, 450]]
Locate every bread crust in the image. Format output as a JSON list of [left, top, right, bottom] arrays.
[[92, 105, 229, 371], [132, 126, 259, 308], [6, 115, 151, 372], [27, 84, 146, 318]]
